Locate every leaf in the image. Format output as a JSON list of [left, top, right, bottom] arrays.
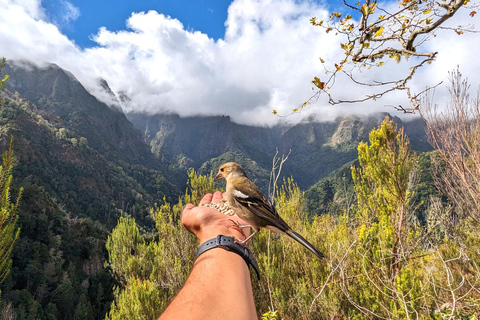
[[326, 28, 333, 33], [319, 57, 325, 63], [312, 77, 325, 89], [310, 17, 323, 26], [333, 12, 342, 18], [335, 64, 344, 71], [456, 29, 464, 35], [360, 3, 370, 16], [379, 61, 384, 66], [364, 42, 370, 48], [379, 15, 386, 20], [426, 17, 433, 24], [272, 109, 278, 115], [374, 27, 384, 38], [470, 11, 477, 17], [423, 9, 432, 15]]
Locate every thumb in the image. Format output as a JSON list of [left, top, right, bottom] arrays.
[[184, 203, 195, 211], [182, 203, 195, 219]]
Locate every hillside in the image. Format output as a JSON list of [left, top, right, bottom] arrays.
[[0, 61, 434, 319], [127, 111, 431, 192], [0, 62, 180, 319]]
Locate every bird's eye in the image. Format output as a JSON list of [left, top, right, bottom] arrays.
[[220, 168, 224, 172]]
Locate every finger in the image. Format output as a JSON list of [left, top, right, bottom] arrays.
[[199, 193, 213, 206], [211, 191, 224, 203]]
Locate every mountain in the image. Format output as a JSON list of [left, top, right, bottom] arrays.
[[0, 62, 180, 319], [3, 62, 161, 167], [127, 111, 431, 192], [0, 61, 432, 319], [2, 62, 180, 222]]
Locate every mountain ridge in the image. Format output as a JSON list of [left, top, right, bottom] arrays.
[[127, 110, 431, 191]]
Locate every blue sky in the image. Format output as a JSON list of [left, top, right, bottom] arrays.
[[0, 0, 479, 125], [43, 0, 233, 47]]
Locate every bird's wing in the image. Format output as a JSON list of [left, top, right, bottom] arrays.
[[231, 178, 290, 232]]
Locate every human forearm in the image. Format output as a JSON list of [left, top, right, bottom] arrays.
[[159, 246, 256, 320], [159, 191, 257, 320]]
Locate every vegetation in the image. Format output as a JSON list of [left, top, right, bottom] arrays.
[[105, 169, 213, 319], [2, 49, 480, 319], [0, 58, 8, 91], [104, 115, 480, 319], [0, 139, 21, 287], [0, 63, 172, 319]]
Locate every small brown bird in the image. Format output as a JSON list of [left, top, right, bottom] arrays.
[[215, 162, 324, 259]]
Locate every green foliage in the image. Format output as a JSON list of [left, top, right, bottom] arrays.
[[106, 278, 162, 320], [0, 58, 8, 91], [305, 160, 357, 217], [105, 169, 215, 319], [0, 139, 21, 285], [352, 117, 417, 225], [0, 93, 177, 227], [251, 178, 340, 319], [0, 183, 116, 320], [261, 310, 279, 320], [104, 126, 480, 318], [342, 117, 480, 318]]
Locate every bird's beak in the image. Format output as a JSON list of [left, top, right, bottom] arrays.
[[215, 172, 223, 180]]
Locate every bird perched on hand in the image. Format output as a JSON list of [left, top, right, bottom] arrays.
[[215, 162, 324, 259]]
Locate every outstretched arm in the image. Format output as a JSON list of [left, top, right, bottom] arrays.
[[158, 191, 257, 320]]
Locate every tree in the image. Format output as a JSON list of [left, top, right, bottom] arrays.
[[0, 58, 8, 91], [422, 68, 480, 222], [105, 169, 214, 319], [0, 139, 21, 285], [105, 137, 480, 319], [340, 117, 480, 318], [288, 0, 479, 115], [342, 117, 421, 317], [0, 58, 21, 287]]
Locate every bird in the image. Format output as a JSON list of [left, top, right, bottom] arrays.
[[215, 162, 324, 259]]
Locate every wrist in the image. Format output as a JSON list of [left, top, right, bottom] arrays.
[[197, 225, 246, 245], [194, 235, 260, 279]]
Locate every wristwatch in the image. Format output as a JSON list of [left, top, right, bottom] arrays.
[[194, 235, 260, 279]]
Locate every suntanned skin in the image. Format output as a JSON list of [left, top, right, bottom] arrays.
[[158, 191, 257, 320]]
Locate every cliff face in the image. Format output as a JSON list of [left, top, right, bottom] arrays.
[[1, 62, 179, 224], [128, 111, 430, 190], [4, 62, 160, 168]]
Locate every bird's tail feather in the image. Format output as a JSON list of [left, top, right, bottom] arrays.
[[286, 230, 324, 259]]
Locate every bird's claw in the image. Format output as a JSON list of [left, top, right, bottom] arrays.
[[228, 219, 251, 230]]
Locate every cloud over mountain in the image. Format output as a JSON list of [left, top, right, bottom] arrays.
[[1, 0, 479, 125]]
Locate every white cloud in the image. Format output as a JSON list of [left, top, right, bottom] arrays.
[[0, 0, 479, 125], [60, 1, 80, 25]]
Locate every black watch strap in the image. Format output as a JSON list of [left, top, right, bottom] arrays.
[[194, 235, 260, 279]]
